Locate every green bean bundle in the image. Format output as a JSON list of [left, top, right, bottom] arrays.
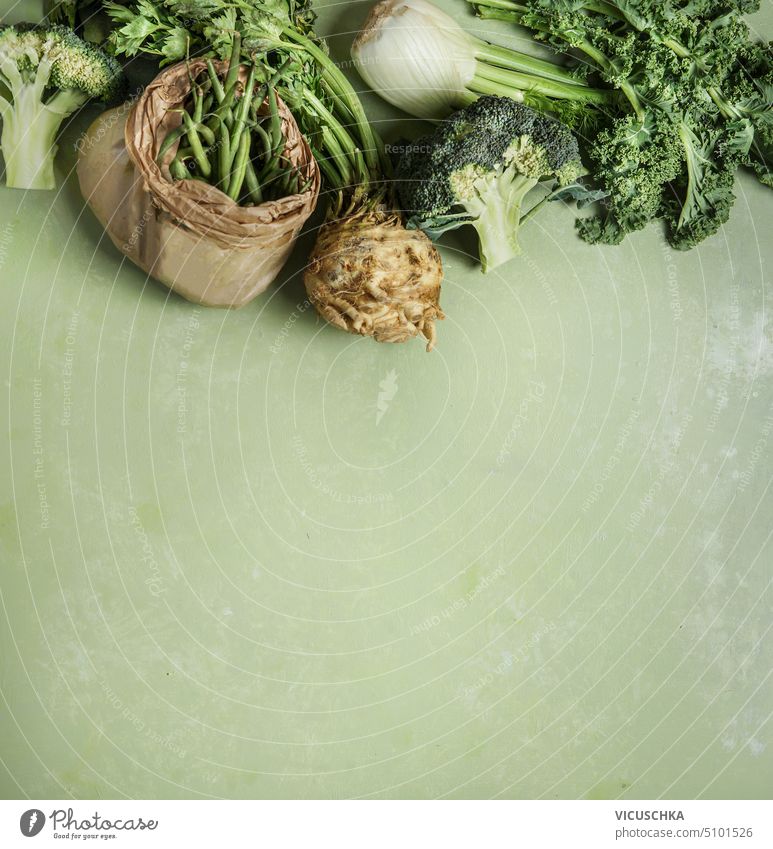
[[157, 37, 311, 206]]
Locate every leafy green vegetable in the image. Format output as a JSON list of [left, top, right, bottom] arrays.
[[94, 0, 316, 60], [466, 0, 772, 249], [45, 0, 121, 44]]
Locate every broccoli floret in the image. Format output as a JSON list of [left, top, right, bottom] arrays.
[[0, 24, 126, 190], [395, 96, 584, 273]]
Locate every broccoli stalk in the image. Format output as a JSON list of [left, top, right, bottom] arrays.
[[0, 57, 87, 190], [0, 25, 125, 191], [449, 165, 539, 272]]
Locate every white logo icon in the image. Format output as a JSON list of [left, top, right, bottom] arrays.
[[377, 370, 399, 425]]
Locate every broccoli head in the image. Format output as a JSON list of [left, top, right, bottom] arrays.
[[395, 96, 584, 272], [0, 24, 126, 190]]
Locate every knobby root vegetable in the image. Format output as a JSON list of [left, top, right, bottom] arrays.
[[305, 212, 444, 351]]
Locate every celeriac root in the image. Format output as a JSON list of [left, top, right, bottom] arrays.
[[304, 211, 445, 351]]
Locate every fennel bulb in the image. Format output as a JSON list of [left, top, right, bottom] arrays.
[[352, 0, 614, 124]]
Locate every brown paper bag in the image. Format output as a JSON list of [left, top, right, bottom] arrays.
[[78, 60, 320, 308]]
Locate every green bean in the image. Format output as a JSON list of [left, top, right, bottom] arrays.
[[205, 114, 227, 162], [267, 85, 282, 150], [227, 131, 250, 201], [192, 83, 204, 123], [278, 168, 295, 197], [244, 159, 263, 205], [251, 121, 273, 166], [176, 114, 217, 147], [203, 111, 217, 133], [194, 122, 216, 146], [158, 114, 216, 167], [262, 58, 295, 100], [225, 65, 255, 157], [257, 151, 284, 185], [218, 121, 231, 191], [222, 32, 241, 100], [169, 157, 188, 180], [212, 42, 243, 120], [219, 79, 239, 117], [181, 111, 211, 178], [206, 59, 225, 103], [243, 59, 293, 126], [263, 163, 294, 197], [186, 65, 199, 109], [237, 65, 256, 124], [256, 88, 285, 182], [156, 124, 187, 165], [216, 53, 243, 120], [212, 91, 236, 129]]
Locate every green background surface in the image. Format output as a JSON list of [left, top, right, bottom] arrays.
[[1, 0, 772, 800]]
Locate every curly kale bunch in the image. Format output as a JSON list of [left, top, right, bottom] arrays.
[[467, 0, 773, 250]]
